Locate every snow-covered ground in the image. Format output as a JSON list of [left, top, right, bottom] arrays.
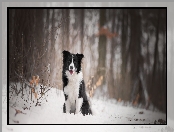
[[2, 84, 174, 132]]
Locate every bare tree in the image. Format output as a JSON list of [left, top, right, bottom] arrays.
[[95, 9, 107, 87], [108, 9, 117, 98], [80, 9, 84, 53]]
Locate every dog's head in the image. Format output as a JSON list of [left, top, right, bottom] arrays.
[[62, 50, 84, 75]]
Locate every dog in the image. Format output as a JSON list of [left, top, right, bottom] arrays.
[[62, 50, 92, 116]]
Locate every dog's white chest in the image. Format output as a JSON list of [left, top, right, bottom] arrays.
[[65, 82, 79, 103], [64, 71, 83, 103]]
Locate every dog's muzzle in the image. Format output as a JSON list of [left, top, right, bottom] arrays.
[[69, 70, 73, 75]]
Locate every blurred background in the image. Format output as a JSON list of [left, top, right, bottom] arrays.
[[8, 8, 166, 113]]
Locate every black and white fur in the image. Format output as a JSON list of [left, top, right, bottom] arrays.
[[62, 50, 92, 116]]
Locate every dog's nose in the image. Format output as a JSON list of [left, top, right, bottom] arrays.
[[70, 66, 73, 70]]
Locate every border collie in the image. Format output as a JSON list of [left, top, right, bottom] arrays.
[[62, 50, 92, 116]]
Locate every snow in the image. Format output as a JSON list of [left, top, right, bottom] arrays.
[[2, 83, 174, 132]]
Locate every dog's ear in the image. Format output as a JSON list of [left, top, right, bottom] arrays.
[[76, 53, 84, 73], [62, 50, 70, 58], [76, 53, 84, 62], [62, 50, 70, 55]]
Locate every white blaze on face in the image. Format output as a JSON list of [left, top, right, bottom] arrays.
[[69, 55, 75, 75]]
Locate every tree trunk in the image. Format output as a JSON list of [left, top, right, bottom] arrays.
[[152, 9, 160, 79], [90, 9, 107, 96], [62, 9, 70, 50], [120, 9, 129, 100], [129, 9, 145, 104], [121, 10, 128, 77], [80, 9, 84, 53], [96, 9, 107, 86], [108, 9, 116, 98]]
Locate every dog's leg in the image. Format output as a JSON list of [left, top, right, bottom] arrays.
[[63, 93, 68, 113], [81, 100, 92, 116], [63, 103, 66, 113], [75, 98, 83, 114], [65, 99, 71, 113]]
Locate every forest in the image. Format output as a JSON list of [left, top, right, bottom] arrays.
[[8, 8, 166, 114]]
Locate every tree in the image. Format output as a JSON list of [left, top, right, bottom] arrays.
[[129, 9, 149, 106], [95, 9, 107, 87], [108, 9, 117, 98], [80, 9, 84, 53]]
